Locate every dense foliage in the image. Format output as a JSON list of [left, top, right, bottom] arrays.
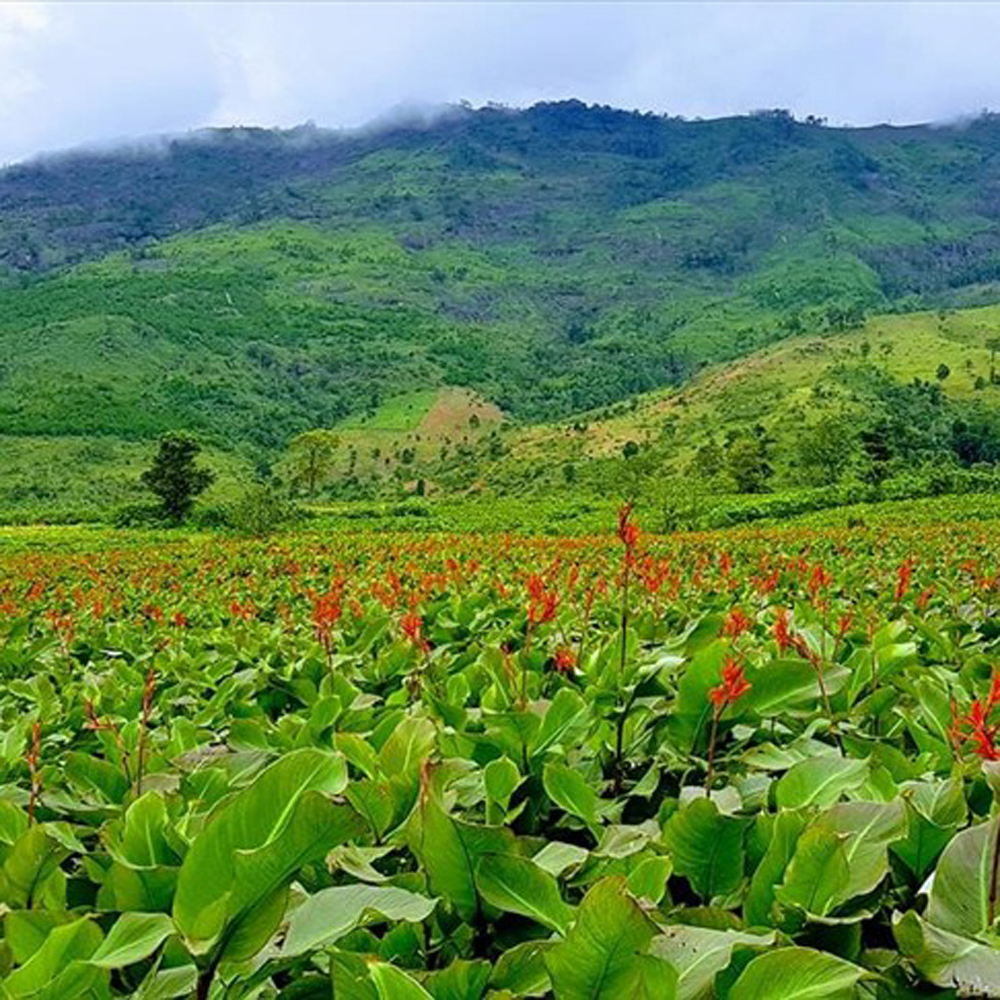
[[2, 510, 1000, 995], [6, 103, 1000, 472]]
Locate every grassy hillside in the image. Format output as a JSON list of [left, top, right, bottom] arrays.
[[439, 303, 1000, 496], [6, 102, 1000, 515]]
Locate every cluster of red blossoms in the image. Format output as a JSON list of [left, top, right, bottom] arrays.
[[710, 606, 753, 712], [311, 582, 345, 656], [526, 573, 559, 626], [552, 647, 576, 675], [709, 655, 751, 710], [618, 502, 639, 554], [400, 609, 430, 654], [951, 672, 1000, 760]]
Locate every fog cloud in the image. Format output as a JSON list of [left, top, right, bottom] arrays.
[[2, 2, 1000, 164]]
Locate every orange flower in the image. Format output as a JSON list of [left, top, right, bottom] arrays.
[[709, 656, 751, 710], [552, 647, 576, 674], [722, 607, 752, 640], [617, 502, 639, 551], [772, 607, 792, 652], [400, 610, 430, 652]]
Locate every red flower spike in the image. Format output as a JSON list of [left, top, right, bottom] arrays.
[[708, 656, 752, 710], [772, 607, 792, 652], [895, 559, 915, 603], [617, 503, 639, 551], [553, 647, 576, 675], [400, 610, 430, 653], [722, 607, 752, 641]]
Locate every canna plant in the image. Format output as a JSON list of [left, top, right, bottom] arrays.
[[2, 514, 1000, 994]]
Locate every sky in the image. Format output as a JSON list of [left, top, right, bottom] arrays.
[[3, 1, 1000, 165]]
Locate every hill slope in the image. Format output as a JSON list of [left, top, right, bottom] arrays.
[[6, 103, 1000, 513], [473, 303, 1000, 496]]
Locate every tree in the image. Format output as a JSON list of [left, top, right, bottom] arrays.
[[936, 362, 951, 381], [690, 440, 725, 481], [796, 416, 853, 486], [987, 336, 1000, 383], [859, 419, 893, 488], [286, 430, 338, 495], [726, 435, 772, 493], [141, 433, 214, 522], [227, 483, 297, 537]]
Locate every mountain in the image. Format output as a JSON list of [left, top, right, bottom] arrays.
[[5, 100, 1000, 515]]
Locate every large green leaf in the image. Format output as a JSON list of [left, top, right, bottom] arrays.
[[529, 688, 589, 760], [744, 810, 809, 928], [544, 877, 677, 999], [283, 884, 438, 957], [3, 917, 104, 1000], [173, 748, 360, 956], [775, 800, 906, 919], [88, 912, 174, 968], [744, 660, 847, 716], [408, 791, 515, 923], [894, 910, 1000, 996], [542, 762, 600, 828], [423, 958, 492, 1000], [651, 925, 774, 1000], [775, 757, 868, 809], [474, 853, 575, 934], [490, 941, 552, 996], [663, 798, 745, 901], [114, 792, 181, 868], [0, 825, 69, 910], [727, 946, 868, 999], [772, 826, 849, 921], [133, 962, 199, 1000], [378, 716, 436, 781], [369, 963, 434, 999], [926, 816, 999, 938]]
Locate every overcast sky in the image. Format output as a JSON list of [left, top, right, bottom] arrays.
[[2, 1, 1000, 165]]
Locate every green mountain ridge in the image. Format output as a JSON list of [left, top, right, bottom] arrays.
[[6, 101, 1000, 514]]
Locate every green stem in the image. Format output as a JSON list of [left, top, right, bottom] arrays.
[[989, 814, 1000, 927], [705, 708, 720, 795]]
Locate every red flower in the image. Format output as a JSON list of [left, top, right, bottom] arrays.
[[772, 607, 792, 652], [952, 679, 1000, 760], [400, 610, 430, 652], [836, 611, 853, 641], [967, 700, 1000, 760], [312, 582, 344, 654], [617, 503, 639, 551], [709, 655, 752, 710], [526, 574, 559, 625], [552, 647, 576, 674], [722, 607, 752, 640], [895, 559, 914, 603], [988, 671, 1000, 716]]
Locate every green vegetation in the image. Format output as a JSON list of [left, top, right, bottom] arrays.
[[6, 103, 1000, 520], [1, 509, 1000, 995]]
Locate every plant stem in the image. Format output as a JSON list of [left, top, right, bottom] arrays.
[[812, 657, 844, 753], [989, 813, 1000, 927], [705, 708, 720, 795]]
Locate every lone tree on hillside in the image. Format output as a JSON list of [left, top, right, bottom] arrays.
[[141, 433, 214, 522], [286, 430, 338, 495], [726, 434, 773, 494]]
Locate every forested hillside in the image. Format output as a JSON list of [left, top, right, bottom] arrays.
[[6, 101, 1000, 512]]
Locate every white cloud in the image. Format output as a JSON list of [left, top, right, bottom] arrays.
[[3, 2, 1000, 164], [0, 2, 51, 123]]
